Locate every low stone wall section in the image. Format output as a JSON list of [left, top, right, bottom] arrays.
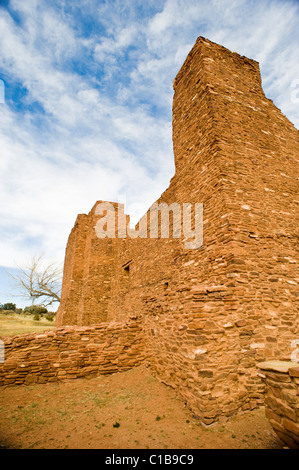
[[258, 360, 299, 449], [0, 321, 145, 386]]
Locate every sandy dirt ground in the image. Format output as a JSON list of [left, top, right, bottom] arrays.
[[0, 365, 283, 450]]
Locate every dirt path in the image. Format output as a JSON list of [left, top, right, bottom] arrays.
[[0, 365, 282, 449]]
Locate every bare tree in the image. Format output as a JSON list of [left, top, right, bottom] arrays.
[[8, 255, 62, 307]]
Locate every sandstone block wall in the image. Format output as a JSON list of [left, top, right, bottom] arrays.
[[44, 37, 299, 423], [0, 320, 145, 386], [57, 201, 131, 326], [258, 361, 299, 449]]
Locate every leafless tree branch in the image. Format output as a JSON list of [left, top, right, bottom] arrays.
[[7, 255, 62, 307]]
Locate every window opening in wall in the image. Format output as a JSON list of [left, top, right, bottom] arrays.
[[122, 260, 132, 275]]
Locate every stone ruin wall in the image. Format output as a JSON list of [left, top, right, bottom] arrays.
[[57, 202, 129, 326], [0, 320, 145, 386], [55, 37, 298, 423], [258, 361, 299, 449], [1, 37, 298, 425]]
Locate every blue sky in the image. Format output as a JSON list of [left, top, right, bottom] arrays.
[[0, 0, 298, 308]]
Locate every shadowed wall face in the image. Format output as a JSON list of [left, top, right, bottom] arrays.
[[55, 37, 299, 423]]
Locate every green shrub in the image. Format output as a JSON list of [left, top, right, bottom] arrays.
[[24, 305, 48, 316], [0, 303, 16, 311], [45, 313, 55, 322], [33, 313, 41, 321]]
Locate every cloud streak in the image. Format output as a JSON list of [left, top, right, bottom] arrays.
[[0, 0, 298, 306]]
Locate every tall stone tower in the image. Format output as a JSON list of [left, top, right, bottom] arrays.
[[56, 37, 298, 423]]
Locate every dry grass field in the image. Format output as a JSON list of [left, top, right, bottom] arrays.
[[0, 313, 55, 337]]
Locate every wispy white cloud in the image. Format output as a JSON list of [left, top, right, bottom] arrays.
[[0, 0, 298, 303]]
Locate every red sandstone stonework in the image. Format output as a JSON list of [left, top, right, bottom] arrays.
[[258, 361, 299, 449], [1, 37, 298, 425], [0, 320, 145, 386]]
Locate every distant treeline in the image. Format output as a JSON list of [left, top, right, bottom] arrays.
[[0, 303, 56, 321]]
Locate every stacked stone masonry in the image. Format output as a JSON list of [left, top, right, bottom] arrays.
[[258, 361, 299, 449], [0, 320, 145, 386], [1, 37, 298, 425]]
